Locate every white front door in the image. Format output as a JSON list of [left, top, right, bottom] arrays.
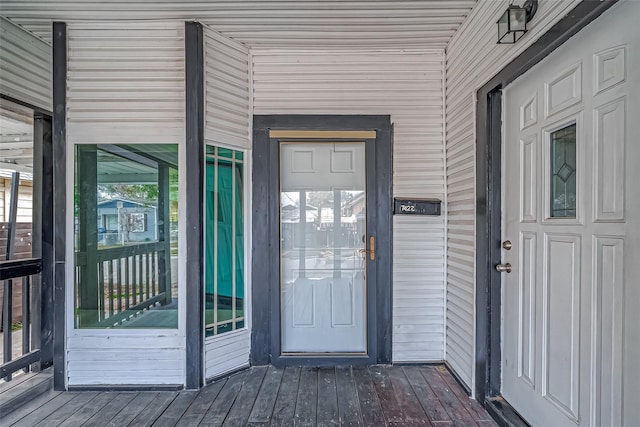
[[280, 142, 367, 353], [501, 2, 640, 426]]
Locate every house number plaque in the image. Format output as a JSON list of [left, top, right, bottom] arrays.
[[393, 198, 441, 215]]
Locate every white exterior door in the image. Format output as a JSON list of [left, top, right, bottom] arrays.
[[280, 142, 367, 353], [501, 2, 640, 426]]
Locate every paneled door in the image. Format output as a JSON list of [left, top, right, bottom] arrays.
[[280, 142, 367, 353], [501, 2, 639, 426]]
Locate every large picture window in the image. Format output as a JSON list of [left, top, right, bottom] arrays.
[[74, 144, 179, 328], [205, 146, 245, 337]]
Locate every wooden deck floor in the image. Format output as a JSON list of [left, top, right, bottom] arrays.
[[3, 365, 498, 426]]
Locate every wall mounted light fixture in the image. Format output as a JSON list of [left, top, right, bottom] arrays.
[[497, 0, 538, 44]]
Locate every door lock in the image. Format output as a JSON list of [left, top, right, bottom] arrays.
[[496, 263, 512, 273], [359, 236, 375, 260], [502, 240, 513, 250]]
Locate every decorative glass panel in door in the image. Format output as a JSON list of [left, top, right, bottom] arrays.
[[550, 124, 577, 218], [280, 142, 366, 353]]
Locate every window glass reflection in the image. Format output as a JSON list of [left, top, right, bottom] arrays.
[[74, 144, 179, 328], [205, 145, 245, 337]]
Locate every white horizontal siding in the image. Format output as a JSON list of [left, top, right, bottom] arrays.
[[0, 17, 51, 112], [2, 1, 476, 49], [205, 330, 251, 380], [204, 26, 251, 149], [203, 27, 251, 379], [253, 49, 446, 362], [66, 336, 185, 385], [67, 22, 185, 145], [65, 21, 186, 386], [0, 179, 34, 223], [444, 0, 581, 390]]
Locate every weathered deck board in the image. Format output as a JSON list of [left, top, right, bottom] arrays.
[[57, 391, 118, 426], [316, 367, 339, 426], [335, 366, 362, 427], [420, 366, 479, 427], [2, 389, 62, 426], [200, 370, 247, 426], [270, 366, 300, 427], [11, 392, 79, 426], [294, 367, 318, 426], [437, 367, 495, 423], [107, 392, 160, 427], [352, 367, 385, 426], [388, 367, 433, 426], [128, 391, 178, 427], [248, 366, 283, 424], [369, 365, 406, 424], [153, 391, 198, 427], [4, 365, 498, 426], [403, 366, 451, 423], [85, 392, 138, 425], [223, 366, 268, 426], [175, 379, 227, 426]]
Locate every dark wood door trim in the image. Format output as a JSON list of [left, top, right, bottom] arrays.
[[474, 0, 618, 406], [251, 115, 393, 366]]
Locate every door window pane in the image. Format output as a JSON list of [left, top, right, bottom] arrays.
[[74, 144, 179, 328], [205, 146, 244, 337], [280, 142, 367, 353], [550, 124, 577, 218]]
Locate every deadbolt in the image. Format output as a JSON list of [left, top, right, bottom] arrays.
[[502, 240, 513, 250], [496, 263, 512, 273]]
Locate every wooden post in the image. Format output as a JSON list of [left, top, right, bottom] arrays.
[[77, 145, 99, 326], [2, 172, 20, 372], [157, 163, 172, 306]]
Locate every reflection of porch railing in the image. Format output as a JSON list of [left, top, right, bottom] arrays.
[[1, 258, 42, 380], [75, 242, 171, 327]]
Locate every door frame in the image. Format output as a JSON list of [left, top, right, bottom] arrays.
[[474, 0, 618, 416], [251, 115, 393, 366]]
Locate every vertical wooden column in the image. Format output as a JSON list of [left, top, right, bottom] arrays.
[[76, 145, 98, 327], [52, 21, 67, 390], [185, 21, 204, 389], [33, 113, 54, 370], [157, 163, 172, 306]]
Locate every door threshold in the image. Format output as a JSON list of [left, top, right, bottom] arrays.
[[484, 397, 530, 427]]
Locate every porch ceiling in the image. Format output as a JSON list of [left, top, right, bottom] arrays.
[[0, 0, 477, 49]]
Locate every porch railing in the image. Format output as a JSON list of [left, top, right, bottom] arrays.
[[75, 242, 171, 328], [1, 257, 43, 380]]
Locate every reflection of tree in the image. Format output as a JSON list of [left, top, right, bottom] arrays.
[[307, 191, 332, 209], [122, 213, 134, 242], [121, 212, 145, 242], [306, 191, 354, 208], [98, 184, 158, 204]]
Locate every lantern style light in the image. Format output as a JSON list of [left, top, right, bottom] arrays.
[[497, 0, 538, 44]]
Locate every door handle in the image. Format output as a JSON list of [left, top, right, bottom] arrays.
[[359, 236, 375, 260], [496, 263, 512, 273]]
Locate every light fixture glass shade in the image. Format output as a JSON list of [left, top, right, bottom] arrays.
[[497, 6, 528, 44]]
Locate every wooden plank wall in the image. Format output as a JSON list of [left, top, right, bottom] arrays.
[[0, 222, 34, 327]]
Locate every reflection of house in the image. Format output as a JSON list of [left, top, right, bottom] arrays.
[[0, 171, 32, 223], [281, 201, 361, 250], [341, 192, 365, 217], [96, 198, 157, 245], [280, 202, 317, 224]]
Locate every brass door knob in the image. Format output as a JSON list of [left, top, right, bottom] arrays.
[[496, 263, 512, 273]]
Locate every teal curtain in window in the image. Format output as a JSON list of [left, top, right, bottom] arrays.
[[205, 146, 244, 337]]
